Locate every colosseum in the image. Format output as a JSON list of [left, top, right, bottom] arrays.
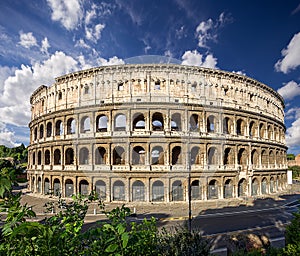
[[27, 63, 288, 203]]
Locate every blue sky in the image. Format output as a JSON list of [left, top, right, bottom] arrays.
[[0, 0, 300, 153]]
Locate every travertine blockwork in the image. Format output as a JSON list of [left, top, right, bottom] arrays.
[[28, 64, 287, 202]]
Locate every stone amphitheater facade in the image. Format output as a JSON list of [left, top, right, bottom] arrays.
[[27, 64, 288, 202]]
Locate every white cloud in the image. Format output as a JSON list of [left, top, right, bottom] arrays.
[[176, 26, 186, 39], [85, 23, 105, 42], [19, 31, 38, 49], [292, 3, 300, 15], [0, 122, 19, 148], [47, 0, 83, 30], [275, 32, 300, 73], [41, 37, 50, 55], [85, 4, 97, 25], [181, 50, 217, 69], [0, 51, 78, 127], [277, 81, 300, 100], [75, 38, 91, 49], [195, 12, 228, 48], [98, 56, 125, 66]]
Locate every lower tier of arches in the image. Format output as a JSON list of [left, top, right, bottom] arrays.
[[27, 170, 287, 202]]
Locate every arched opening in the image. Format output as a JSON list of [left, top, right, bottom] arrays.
[[208, 180, 218, 199], [80, 116, 90, 133], [269, 150, 275, 166], [238, 178, 247, 197], [37, 150, 42, 165], [32, 152, 36, 165], [55, 120, 63, 136], [95, 180, 106, 200], [34, 127, 37, 140], [236, 119, 245, 136], [132, 180, 145, 201], [152, 180, 164, 201], [65, 148, 74, 165], [79, 147, 89, 165], [39, 124, 44, 139], [114, 114, 126, 131], [191, 146, 200, 164], [252, 178, 259, 196], [95, 147, 107, 165], [132, 146, 145, 165], [191, 180, 201, 200], [171, 180, 183, 201], [261, 178, 267, 194], [152, 112, 164, 131], [53, 149, 61, 165], [46, 122, 52, 137], [53, 178, 61, 196], [224, 148, 234, 165], [96, 115, 108, 132], [238, 148, 247, 165], [37, 177, 41, 193], [44, 178, 50, 194], [151, 146, 164, 165], [208, 147, 217, 165], [251, 150, 259, 167], [249, 121, 256, 137], [79, 180, 89, 195], [31, 176, 35, 192], [270, 177, 275, 193], [171, 113, 181, 131], [133, 113, 145, 130], [44, 150, 50, 165], [207, 115, 215, 133], [261, 150, 268, 166], [189, 114, 199, 131], [171, 146, 182, 165], [65, 179, 74, 197], [223, 117, 233, 134], [267, 125, 272, 140], [224, 179, 233, 198], [67, 118, 76, 134], [113, 180, 125, 201], [259, 123, 265, 138], [113, 146, 125, 165]]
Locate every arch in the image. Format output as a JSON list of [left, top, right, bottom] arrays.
[[238, 148, 247, 165], [189, 114, 199, 131], [53, 149, 61, 165], [171, 146, 182, 165], [32, 152, 36, 165], [238, 178, 247, 197], [96, 114, 108, 132], [65, 179, 74, 197], [151, 146, 164, 165], [191, 146, 200, 164], [65, 148, 74, 165], [79, 147, 89, 165], [224, 179, 233, 198], [224, 147, 234, 165], [270, 177, 275, 193], [31, 176, 35, 192], [171, 113, 181, 131], [252, 178, 259, 196], [95, 180, 106, 200], [46, 122, 52, 137], [44, 150, 50, 165], [113, 180, 125, 201], [152, 112, 164, 131], [249, 121, 256, 137], [53, 178, 61, 196], [251, 149, 259, 167], [191, 180, 202, 200], [152, 180, 164, 201], [269, 150, 275, 165], [55, 120, 63, 136], [34, 127, 37, 140], [132, 180, 145, 201], [114, 114, 126, 131], [208, 179, 218, 199], [207, 115, 216, 133], [39, 124, 44, 139], [259, 123, 265, 138], [44, 178, 50, 194], [113, 146, 125, 165], [37, 150, 42, 165], [133, 113, 145, 130], [37, 177, 41, 193], [208, 147, 218, 165], [261, 177, 267, 194], [261, 150, 268, 166], [67, 118, 76, 134], [95, 147, 107, 165], [236, 119, 246, 136], [267, 125, 273, 140], [223, 117, 233, 134], [80, 116, 90, 133], [171, 180, 183, 201], [132, 146, 145, 165], [79, 180, 89, 195]]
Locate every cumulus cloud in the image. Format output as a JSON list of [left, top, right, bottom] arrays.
[[277, 81, 300, 100], [47, 0, 83, 30], [19, 31, 38, 49], [0, 51, 78, 127], [85, 23, 105, 42], [195, 12, 229, 48], [275, 32, 300, 73], [0, 122, 19, 148], [286, 108, 300, 149], [181, 50, 217, 68], [98, 56, 125, 66], [41, 37, 50, 55]]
